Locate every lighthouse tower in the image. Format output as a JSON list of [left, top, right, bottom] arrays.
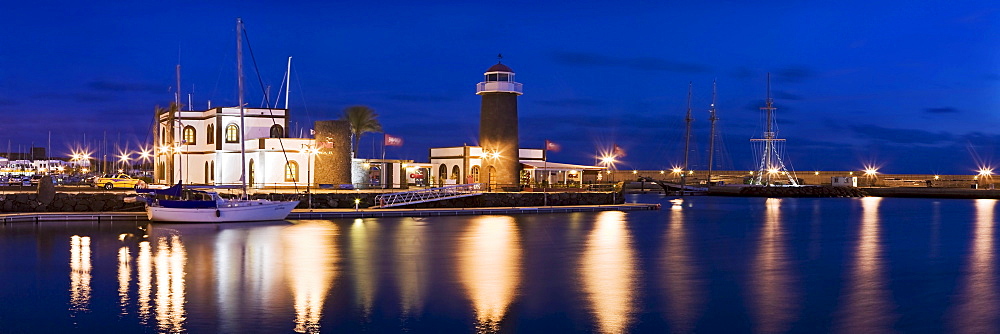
[[477, 60, 523, 189]]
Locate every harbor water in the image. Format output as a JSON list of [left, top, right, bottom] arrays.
[[1, 195, 998, 333]]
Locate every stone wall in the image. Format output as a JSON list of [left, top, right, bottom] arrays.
[[0, 191, 624, 213], [0, 193, 146, 212]]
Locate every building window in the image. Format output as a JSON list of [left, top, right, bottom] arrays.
[[183, 126, 196, 145], [451, 165, 460, 180], [204, 162, 209, 184], [471, 165, 480, 183], [270, 124, 284, 138], [225, 124, 239, 143], [248, 159, 255, 187], [157, 162, 165, 180], [210, 161, 215, 182], [207, 124, 215, 144], [284, 161, 299, 182]]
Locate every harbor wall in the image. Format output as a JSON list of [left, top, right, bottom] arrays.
[[0, 191, 624, 213], [592, 170, 985, 188]]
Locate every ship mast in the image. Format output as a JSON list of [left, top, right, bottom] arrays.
[[707, 80, 718, 186], [751, 73, 798, 186], [681, 82, 693, 196], [237, 18, 248, 199]]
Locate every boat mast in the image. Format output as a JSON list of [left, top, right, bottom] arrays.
[[284, 56, 292, 110], [764, 74, 773, 185], [237, 18, 248, 199], [681, 82, 693, 196], [707, 80, 718, 186]]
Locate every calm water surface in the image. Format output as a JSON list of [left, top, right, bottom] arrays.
[[1, 195, 999, 333]]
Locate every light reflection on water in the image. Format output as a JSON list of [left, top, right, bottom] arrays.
[[581, 211, 638, 334], [7, 196, 1000, 332], [662, 199, 701, 332], [284, 221, 338, 334], [395, 219, 427, 317], [837, 196, 893, 333], [69, 235, 91, 313], [752, 198, 796, 333], [350, 218, 378, 319], [952, 199, 997, 333], [458, 216, 522, 333]]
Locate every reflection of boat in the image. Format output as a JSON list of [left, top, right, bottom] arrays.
[[137, 18, 298, 222]]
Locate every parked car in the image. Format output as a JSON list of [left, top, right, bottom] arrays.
[[94, 174, 147, 189], [29, 175, 44, 186]]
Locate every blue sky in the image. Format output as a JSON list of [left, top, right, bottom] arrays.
[[1, 1, 997, 174]]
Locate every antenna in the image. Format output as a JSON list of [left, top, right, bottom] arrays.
[[681, 82, 693, 196], [707, 79, 718, 186]]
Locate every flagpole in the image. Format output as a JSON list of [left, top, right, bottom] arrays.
[[543, 142, 548, 206], [381, 133, 386, 189]]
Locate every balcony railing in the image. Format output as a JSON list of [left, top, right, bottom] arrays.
[[476, 81, 523, 95]]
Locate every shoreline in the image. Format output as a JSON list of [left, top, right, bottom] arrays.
[[0, 203, 661, 223]]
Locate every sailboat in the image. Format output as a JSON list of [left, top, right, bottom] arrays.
[[139, 18, 299, 222]]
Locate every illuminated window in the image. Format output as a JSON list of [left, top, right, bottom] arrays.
[[471, 165, 480, 183], [284, 161, 299, 182], [207, 124, 215, 144], [225, 124, 239, 143], [182, 126, 196, 145]]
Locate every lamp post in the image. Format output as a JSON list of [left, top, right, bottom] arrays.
[[303, 145, 319, 209]]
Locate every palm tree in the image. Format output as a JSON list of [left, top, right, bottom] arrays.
[[340, 105, 383, 158]]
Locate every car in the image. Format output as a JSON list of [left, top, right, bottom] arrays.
[[94, 174, 147, 190], [29, 175, 44, 186]]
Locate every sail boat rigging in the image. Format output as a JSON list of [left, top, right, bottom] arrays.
[[139, 18, 299, 222]]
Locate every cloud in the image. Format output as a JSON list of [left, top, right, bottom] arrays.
[[87, 81, 164, 93], [773, 90, 803, 100], [924, 107, 959, 114], [552, 51, 710, 73], [849, 124, 954, 145], [774, 66, 813, 83], [384, 94, 456, 103], [533, 98, 608, 108], [33, 92, 115, 103]]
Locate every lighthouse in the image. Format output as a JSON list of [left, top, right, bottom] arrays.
[[477, 60, 523, 189]]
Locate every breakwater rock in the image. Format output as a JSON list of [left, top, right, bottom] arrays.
[[0, 193, 146, 213], [710, 185, 867, 197]]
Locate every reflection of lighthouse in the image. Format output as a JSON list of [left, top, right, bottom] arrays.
[[477, 59, 523, 188]]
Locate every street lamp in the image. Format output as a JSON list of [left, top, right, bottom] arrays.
[[303, 145, 320, 209]]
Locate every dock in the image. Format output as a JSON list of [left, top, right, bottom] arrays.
[[0, 203, 660, 223]]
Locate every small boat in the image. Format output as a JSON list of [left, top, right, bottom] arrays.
[[137, 18, 299, 222], [138, 183, 298, 222]]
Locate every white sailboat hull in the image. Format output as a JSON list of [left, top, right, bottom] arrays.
[[147, 200, 300, 222]]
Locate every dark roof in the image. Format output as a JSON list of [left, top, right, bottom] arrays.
[[486, 63, 513, 73]]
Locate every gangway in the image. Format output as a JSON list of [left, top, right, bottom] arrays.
[[374, 183, 484, 208]]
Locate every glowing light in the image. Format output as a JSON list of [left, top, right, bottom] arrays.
[[459, 216, 521, 332], [814, 171, 820, 175], [934, 175, 940, 180], [978, 168, 993, 176], [767, 168, 779, 174], [581, 211, 637, 334], [632, 170, 638, 175], [119, 153, 131, 163], [864, 167, 878, 176], [660, 170, 665, 174], [672, 168, 683, 174]]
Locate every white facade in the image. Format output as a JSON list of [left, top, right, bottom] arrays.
[[156, 107, 323, 189]]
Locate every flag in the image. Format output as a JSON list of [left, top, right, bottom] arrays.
[[384, 133, 404, 147], [545, 140, 561, 152], [613, 144, 626, 157]]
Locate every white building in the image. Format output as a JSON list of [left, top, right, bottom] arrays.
[[429, 146, 604, 189], [155, 106, 318, 189]]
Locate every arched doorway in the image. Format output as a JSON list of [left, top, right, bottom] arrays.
[[248, 159, 256, 188], [438, 164, 447, 187], [487, 166, 497, 190], [204, 162, 209, 184], [470, 165, 480, 184]]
